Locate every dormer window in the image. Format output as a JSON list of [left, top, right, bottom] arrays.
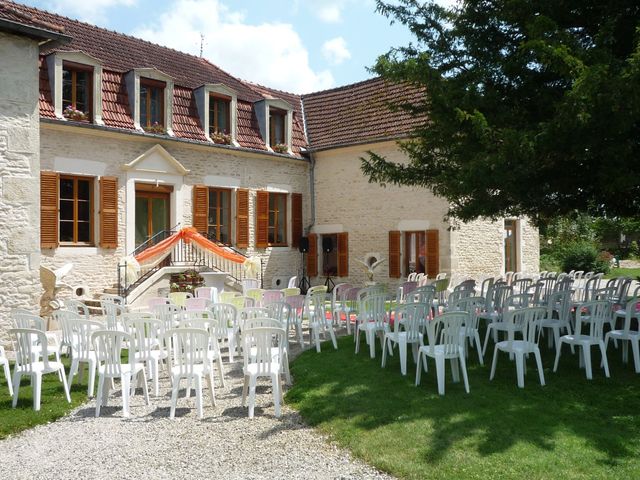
[[62, 62, 92, 121], [209, 95, 231, 140], [255, 98, 293, 154], [269, 108, 286, 146], [47, 51, 103, 124], [125, 68, 174, 135], [195, 84, 238, 145], [140, 78, 165, 131]]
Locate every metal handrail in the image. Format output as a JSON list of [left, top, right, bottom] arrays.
[[117, 229, 261, 301]]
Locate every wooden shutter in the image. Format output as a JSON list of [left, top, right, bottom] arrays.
[[40, 171, 59, 249], [389, 230, 401, 278], [192, 184, 208, 234], [426, 229, 440, 278], [307, 233, 318, 277], [291, 193, 302, 249], [99, 176, 118, 248], [256, 190, 269, 248], [337, 232, 349, 277], [236, 188, 249, 248]]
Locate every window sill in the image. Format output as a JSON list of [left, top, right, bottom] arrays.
[[54, 245, 99, 255]]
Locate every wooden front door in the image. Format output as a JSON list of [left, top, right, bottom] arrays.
[[135, 188, 170, 247]]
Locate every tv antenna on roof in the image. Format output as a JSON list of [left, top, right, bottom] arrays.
[[199, 33, 205, 58]]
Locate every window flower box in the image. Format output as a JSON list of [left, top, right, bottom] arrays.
[[144, 122, 166, 135], [63, 105, 89, 122], [211, 130, 232, 145], [272, 143, 288, 154]]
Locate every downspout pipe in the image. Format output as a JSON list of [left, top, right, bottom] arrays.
[[307, 150, 316, 235]]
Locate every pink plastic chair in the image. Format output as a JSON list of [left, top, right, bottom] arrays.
[[185, 297, 212, 311], [195, 286, 218, 303], [262, 289, 285, 306], [147, 297, 170, 310]]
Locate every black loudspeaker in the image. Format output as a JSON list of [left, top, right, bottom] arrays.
[[299, 236, 309, 253], [322, 236, 334, 253]]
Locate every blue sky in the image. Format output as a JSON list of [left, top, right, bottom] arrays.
[[19, 0, 456, 94]]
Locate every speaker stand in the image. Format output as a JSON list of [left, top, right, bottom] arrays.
[[298, 252, 310, 295], [324, 275, 335, 292]]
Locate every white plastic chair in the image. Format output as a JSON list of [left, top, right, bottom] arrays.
[[178, 315, 226, 389], [306, 292, 338, 352], [355, 293, 387, 358], [210, 303, 239, 362], [0, 346, 14, 396], [331, 283, 353, 327], [67, 315, 102, 397], [63, 299, 90, 320], [382, 303, 427, 375], [482, 293, 531, 356], [415, 311, 470, 395], [241, 327, 286, 419], [124, 314, 168, 397], [284, 294, 306, 345], [287, 276, 298, 288], [92, 329, 149, 417], [605, 297, 640, 373], [12, 311, 62, 369], [449, 296, 485, 364], [165, 327, 216, 419], [489, 307, 547, 388], [101, 302, 126, 331], [242, 278, 260, 295], [153, 303, 182, 332], [9, 328, 71, 411], [553, 300, 611, 380], [538, 290, 573, 350]]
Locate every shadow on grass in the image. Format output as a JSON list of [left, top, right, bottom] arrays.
[[287, 334, 640, 477]]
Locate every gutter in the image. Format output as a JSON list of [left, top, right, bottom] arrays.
[[0, 18, 71, 45]]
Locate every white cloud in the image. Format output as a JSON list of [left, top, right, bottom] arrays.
[[316, 3, 342, 23], [321, 37, 351, 65], [132, 0, 334, 94], [47, 0, 136, 23]]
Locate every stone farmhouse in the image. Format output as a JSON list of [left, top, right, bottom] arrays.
[[0, 1, 539, 344]]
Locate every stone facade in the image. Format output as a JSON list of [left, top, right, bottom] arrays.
[[311, 140, 539, 289], [0, 32, 43, 347], [38, 124, 309, 296]]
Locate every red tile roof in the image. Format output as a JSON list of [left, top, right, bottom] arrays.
[[302, 77, 427, 150], [0, 1, 65, 34], [7, 1, 427, 156]]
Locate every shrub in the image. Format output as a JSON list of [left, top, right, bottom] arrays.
[[630, 240, 640, 259], [559, 241, 610, 274]]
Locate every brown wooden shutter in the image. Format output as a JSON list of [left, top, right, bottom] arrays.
[[236, 188, 249, 248], [40, 171, 59, 249], [192, 185, 208, 234], [256, 190, 269, 248], [389, 230, 401, 278], [337, 232, 349, 277], [99, 176, 118, 248], [426, 229, 440, 278], [291, 193, 302, 249], [307, 233, 318, 277]]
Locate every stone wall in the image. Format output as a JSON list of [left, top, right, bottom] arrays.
[[312, 140, 539, 289], [39, 125, 309, 296], [312, 141, 452, 289], [0, 32, 43, 347]]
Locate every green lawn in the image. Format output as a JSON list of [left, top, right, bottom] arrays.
[[0, 358, 89, 439], [287, 335, 640, 479], [606, 267, 640, 280]]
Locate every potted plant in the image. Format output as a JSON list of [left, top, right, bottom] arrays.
[[272, 143, 288, 154], [211, 130, 232, 145], [144, 122, 165, 134], [63, 105, 89, 122]]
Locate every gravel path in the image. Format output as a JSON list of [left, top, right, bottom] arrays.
[[0, 340, 393, 480]]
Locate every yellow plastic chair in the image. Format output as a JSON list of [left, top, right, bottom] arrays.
[[281, 287, 300, 297]]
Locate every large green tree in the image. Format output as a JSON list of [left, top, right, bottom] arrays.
[[363, 0, 640, 225]]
